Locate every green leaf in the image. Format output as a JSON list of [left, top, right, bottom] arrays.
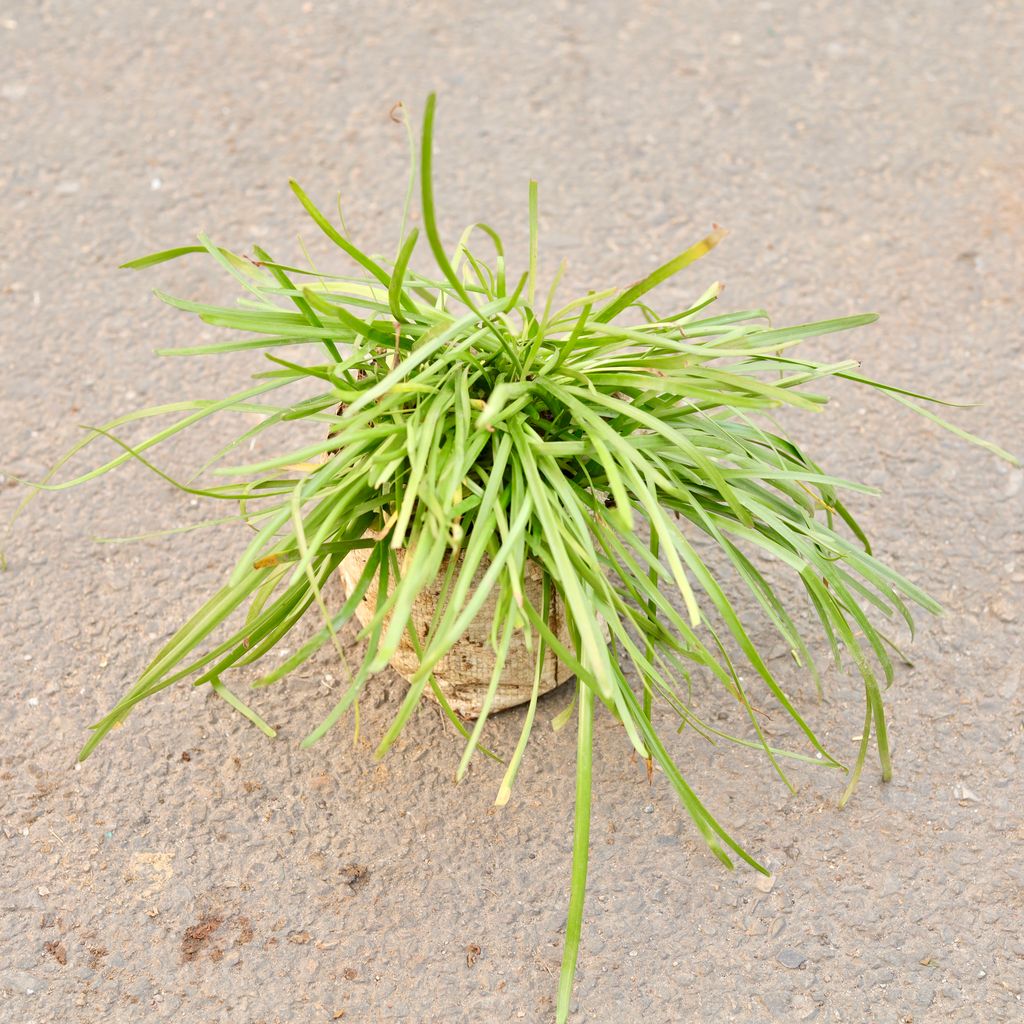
[[595, 226, 727, 322], [556, 683, 594, 1024]]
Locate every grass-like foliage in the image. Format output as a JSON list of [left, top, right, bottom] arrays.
[[14, 95, 1015, 1019]]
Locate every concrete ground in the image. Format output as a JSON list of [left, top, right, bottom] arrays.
[[1, 2, 1021, 1022]]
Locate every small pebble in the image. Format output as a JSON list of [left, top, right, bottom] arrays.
[[642, 804, 654, 814], [777, 949, 807, 970]]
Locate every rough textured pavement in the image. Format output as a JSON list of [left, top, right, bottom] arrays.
[[2, 2, 1022, 1022]]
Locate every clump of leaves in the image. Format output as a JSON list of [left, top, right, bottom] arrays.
[[13, 96, 1015, 1020]]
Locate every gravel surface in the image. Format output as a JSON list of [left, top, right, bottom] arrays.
[[2, 2, 1022, 1022]]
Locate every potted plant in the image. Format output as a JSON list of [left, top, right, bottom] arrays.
[[15, 95, 1015, 1021]]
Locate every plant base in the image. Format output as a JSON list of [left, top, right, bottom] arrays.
[[338, 546, 574, 719]]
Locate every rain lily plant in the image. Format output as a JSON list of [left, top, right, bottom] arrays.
[[16, 95, 1015, 1021]]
